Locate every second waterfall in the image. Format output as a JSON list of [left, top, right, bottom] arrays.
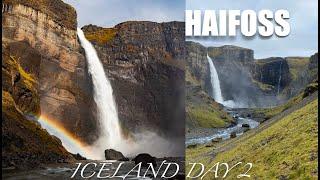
[[77, 28, 124, 159]]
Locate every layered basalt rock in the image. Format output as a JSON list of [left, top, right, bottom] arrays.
[[252, 57, 291, 94], [2, 0, 97, 143], [82, 22, 185, 147]]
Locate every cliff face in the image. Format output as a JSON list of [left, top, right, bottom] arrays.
[[82, 22, 185, 148], [185, 41, 210, 91], [308, 53, 318, 82], [2, 39, 74, 169], [2, 0, 97, 143], [185, 42, 234, 129], [252, 57, 291, 94]]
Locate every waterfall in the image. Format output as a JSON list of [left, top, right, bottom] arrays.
[[277, 61, 283, 95], [77, 28, 124, 159], [207, 54, 224, 103]]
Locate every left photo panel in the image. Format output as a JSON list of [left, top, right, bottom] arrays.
[[2, 0, 186, 179]]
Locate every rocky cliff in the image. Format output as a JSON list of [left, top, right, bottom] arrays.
[[252, 57, 291, 94], [308, 52, 318, 82], [81, 22, 185, 145], [2, 40, 74, 169], [2, 0, 98, 143], [185, 41, 234, 129]]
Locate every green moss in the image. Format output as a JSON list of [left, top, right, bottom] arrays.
[[204, 99, 318, 179], [286, 57, 309, 81], [252, 79, 274, 91], [9, 55, 37, 90], [84, 28, 117, 44], [187, 105, 233, 128]]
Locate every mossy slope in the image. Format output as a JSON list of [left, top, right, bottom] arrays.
[[206, 99, 318, 179]]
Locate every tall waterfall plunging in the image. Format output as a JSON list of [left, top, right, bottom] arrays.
[[77, 28, 124, 159], [207, 54, 224, 103], [207, 55, 237, 108]]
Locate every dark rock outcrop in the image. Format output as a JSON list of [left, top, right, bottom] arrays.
[[308, 53, 318, 82], [72, 153, 86, 160], [104, 149, 128, 161], [252, 57, 291, 93], [133, 153, 157, 167]]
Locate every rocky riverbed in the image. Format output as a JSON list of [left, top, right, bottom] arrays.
[[186, 108, 260, 146]]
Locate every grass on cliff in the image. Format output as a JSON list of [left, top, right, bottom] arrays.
[[2, 90, 72, 167], [286, 57, 309, 81], [199, 99, 318, 179], [84, 28, 117, 44], [8, 55, 37, 90], [187, 105, 232, 128], [251, 78, 274, 91]]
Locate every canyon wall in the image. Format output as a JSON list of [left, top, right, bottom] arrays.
[[81, 22, 185, 148], [186, 41, 316, 107], [2, 0, 98, 143]]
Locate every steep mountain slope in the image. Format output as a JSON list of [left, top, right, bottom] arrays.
[[2, 44, 74, 169]]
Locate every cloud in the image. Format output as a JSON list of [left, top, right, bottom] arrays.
[[187, 0, 318, 58], [63, 0, 184, 27]]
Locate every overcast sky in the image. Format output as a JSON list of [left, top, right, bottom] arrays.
[[187, 0, 318, 58], [63, 0, 184, 27]]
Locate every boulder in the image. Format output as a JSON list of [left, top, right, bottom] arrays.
[[72, 153, 86, 160], [104, 149, 127, 161], [211, 137, 223, 143], [133, 153, 157, 167], [230, 132, 237, 138], [242, 124, 250, 128]]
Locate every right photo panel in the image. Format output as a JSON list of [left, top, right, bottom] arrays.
[[185, 0, 318, 179]]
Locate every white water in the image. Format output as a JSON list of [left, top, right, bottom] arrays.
[[207, 55, 224, 103], [77, 28, 124, 159]]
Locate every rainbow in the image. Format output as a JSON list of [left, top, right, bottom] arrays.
[[36, 114, 93, 159]]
